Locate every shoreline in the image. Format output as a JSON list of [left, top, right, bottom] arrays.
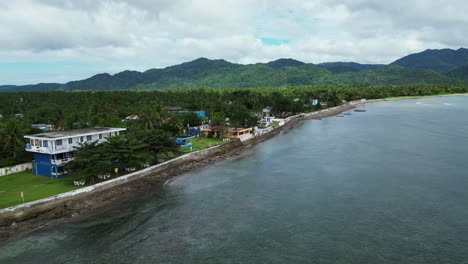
[[1, 93, 465, 243]]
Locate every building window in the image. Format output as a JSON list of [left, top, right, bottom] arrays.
[[99, 134, 103, 139], [80, 136, 84, 143], [87, 135, 92, 141], [56, 140, 62, 146], [43, 141, 48, 147], [68, 138, 73, 144]]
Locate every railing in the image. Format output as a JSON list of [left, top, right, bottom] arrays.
[[51, 158, 74, 165], [51, 171, 67, 177], [25, 146, 53, 153]]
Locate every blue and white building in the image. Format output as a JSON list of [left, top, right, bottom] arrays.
[[25, 127, 126, 178]]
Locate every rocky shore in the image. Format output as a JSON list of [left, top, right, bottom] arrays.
[[0, 101, 360, 243]]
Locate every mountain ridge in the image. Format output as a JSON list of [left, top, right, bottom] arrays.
[[1, 48, 468, 92]]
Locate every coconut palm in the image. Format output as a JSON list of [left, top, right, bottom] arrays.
[[1, 118, 26, 158]]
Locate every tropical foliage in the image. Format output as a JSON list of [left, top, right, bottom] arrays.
[[1, 84, 467, 171]]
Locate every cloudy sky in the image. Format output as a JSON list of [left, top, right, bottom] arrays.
[[1, 0, 467, 84]]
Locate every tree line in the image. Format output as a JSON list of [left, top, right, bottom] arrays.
[[1, 84, 467, 169]]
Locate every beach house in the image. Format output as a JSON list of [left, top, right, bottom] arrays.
[[224, 128, 254, 139], [24, 127, 126, 178]]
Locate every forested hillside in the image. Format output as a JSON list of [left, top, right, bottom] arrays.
[[2, 48, 468, 92], [392, 48, 468, 73]]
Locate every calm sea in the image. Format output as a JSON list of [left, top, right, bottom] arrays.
[[1, 96, 468, 264]]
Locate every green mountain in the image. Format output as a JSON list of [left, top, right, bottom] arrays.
[[265, 58, 306, 69], [446, 65, 468, 81], [392, 48, 468, 73], [336, 65, 458, 85], [1, 49, 468, 92], [317, 62, 383, 74]]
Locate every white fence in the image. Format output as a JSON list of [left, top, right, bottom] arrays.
[[0, 162, 33, 177]]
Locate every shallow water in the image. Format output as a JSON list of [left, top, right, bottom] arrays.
[[1, 96, 468, 264]]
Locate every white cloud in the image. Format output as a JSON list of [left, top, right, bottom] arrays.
[[0, 0, 467, 84]]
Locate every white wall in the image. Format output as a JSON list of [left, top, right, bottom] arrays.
[[0, 163, 33, 177]]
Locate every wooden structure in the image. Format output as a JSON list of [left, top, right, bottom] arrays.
[[201, 125, 221, 138], [224, 127, 253, 139]]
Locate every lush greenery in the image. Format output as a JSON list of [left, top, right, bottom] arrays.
[[392, 48, 468, 73], [447, 65, 468, 82], [65, 130, 180, 180], [2, 49, 468, 92], [1, 84, 467, 169], [183, 137, 224, 152], [0, 171, 81, 209]]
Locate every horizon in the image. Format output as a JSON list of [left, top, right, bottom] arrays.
[[1, 1, 468, 85]]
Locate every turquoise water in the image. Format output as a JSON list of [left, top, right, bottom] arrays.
[[1, 96, 468, 264]]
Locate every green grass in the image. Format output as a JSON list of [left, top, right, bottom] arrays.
[[182, 137, 224, 153], [0, 171, 83, 209], [269, 121, 279, 127]]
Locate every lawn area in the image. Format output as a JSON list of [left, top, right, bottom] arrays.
[[182, 137, 224, 153], [0, 171, 82, 209]]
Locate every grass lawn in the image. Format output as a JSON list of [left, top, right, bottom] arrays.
[[182, 137, 224, 153], [0, 171, 83, 209]]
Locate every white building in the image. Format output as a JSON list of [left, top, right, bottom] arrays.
[[24, 127, 126, 178]]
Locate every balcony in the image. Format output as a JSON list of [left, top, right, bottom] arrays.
[[51, 158, 74, 165], [25, 145, 53, 153], [51, 171, 67, 177], [25, 144, 76, 154]]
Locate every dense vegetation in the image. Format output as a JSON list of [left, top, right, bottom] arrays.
[[1, 84, 467, 170], [391, 48, 468, 73], [2, 48, 468, 92]]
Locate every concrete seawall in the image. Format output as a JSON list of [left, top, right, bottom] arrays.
[[0, 101, 360, 242]]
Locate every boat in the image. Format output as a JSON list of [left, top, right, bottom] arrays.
[[354, 109, 366, 112], [343, 113, 352, 115], [336, 115, 345, 117]]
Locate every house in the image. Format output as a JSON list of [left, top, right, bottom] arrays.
[[187, 128, 200, 136], [164, 106, 183, 112], [259, 116, 276, 128], [24, 127, 126, 178], [175, 136, 194, 149], [31, 124, 53, 132], [201, 125, 221, 138], [262, 107, 272, 114], [224, 127, 253, 139], [125, 114, 139, 121]]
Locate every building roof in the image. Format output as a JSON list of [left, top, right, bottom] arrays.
[[164, 106, 183, 111], [201, 125, 221, 132], [262, 107, 272, 113], [227, 127, 253, 132], [25, 127, 126, 139]]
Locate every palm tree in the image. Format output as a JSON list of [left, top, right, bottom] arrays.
[[51, 107, 65, 131], [1, 118, 26, 158]]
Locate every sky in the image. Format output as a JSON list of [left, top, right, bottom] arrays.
[[1, 0, 467, 85]]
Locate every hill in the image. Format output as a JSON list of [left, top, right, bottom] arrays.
[[446, 65, 468, 82], [317, 62, 383, 74], [336, 65, 458, 85], [1, 49, 468, 92], [391, 48, 468, 73]]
